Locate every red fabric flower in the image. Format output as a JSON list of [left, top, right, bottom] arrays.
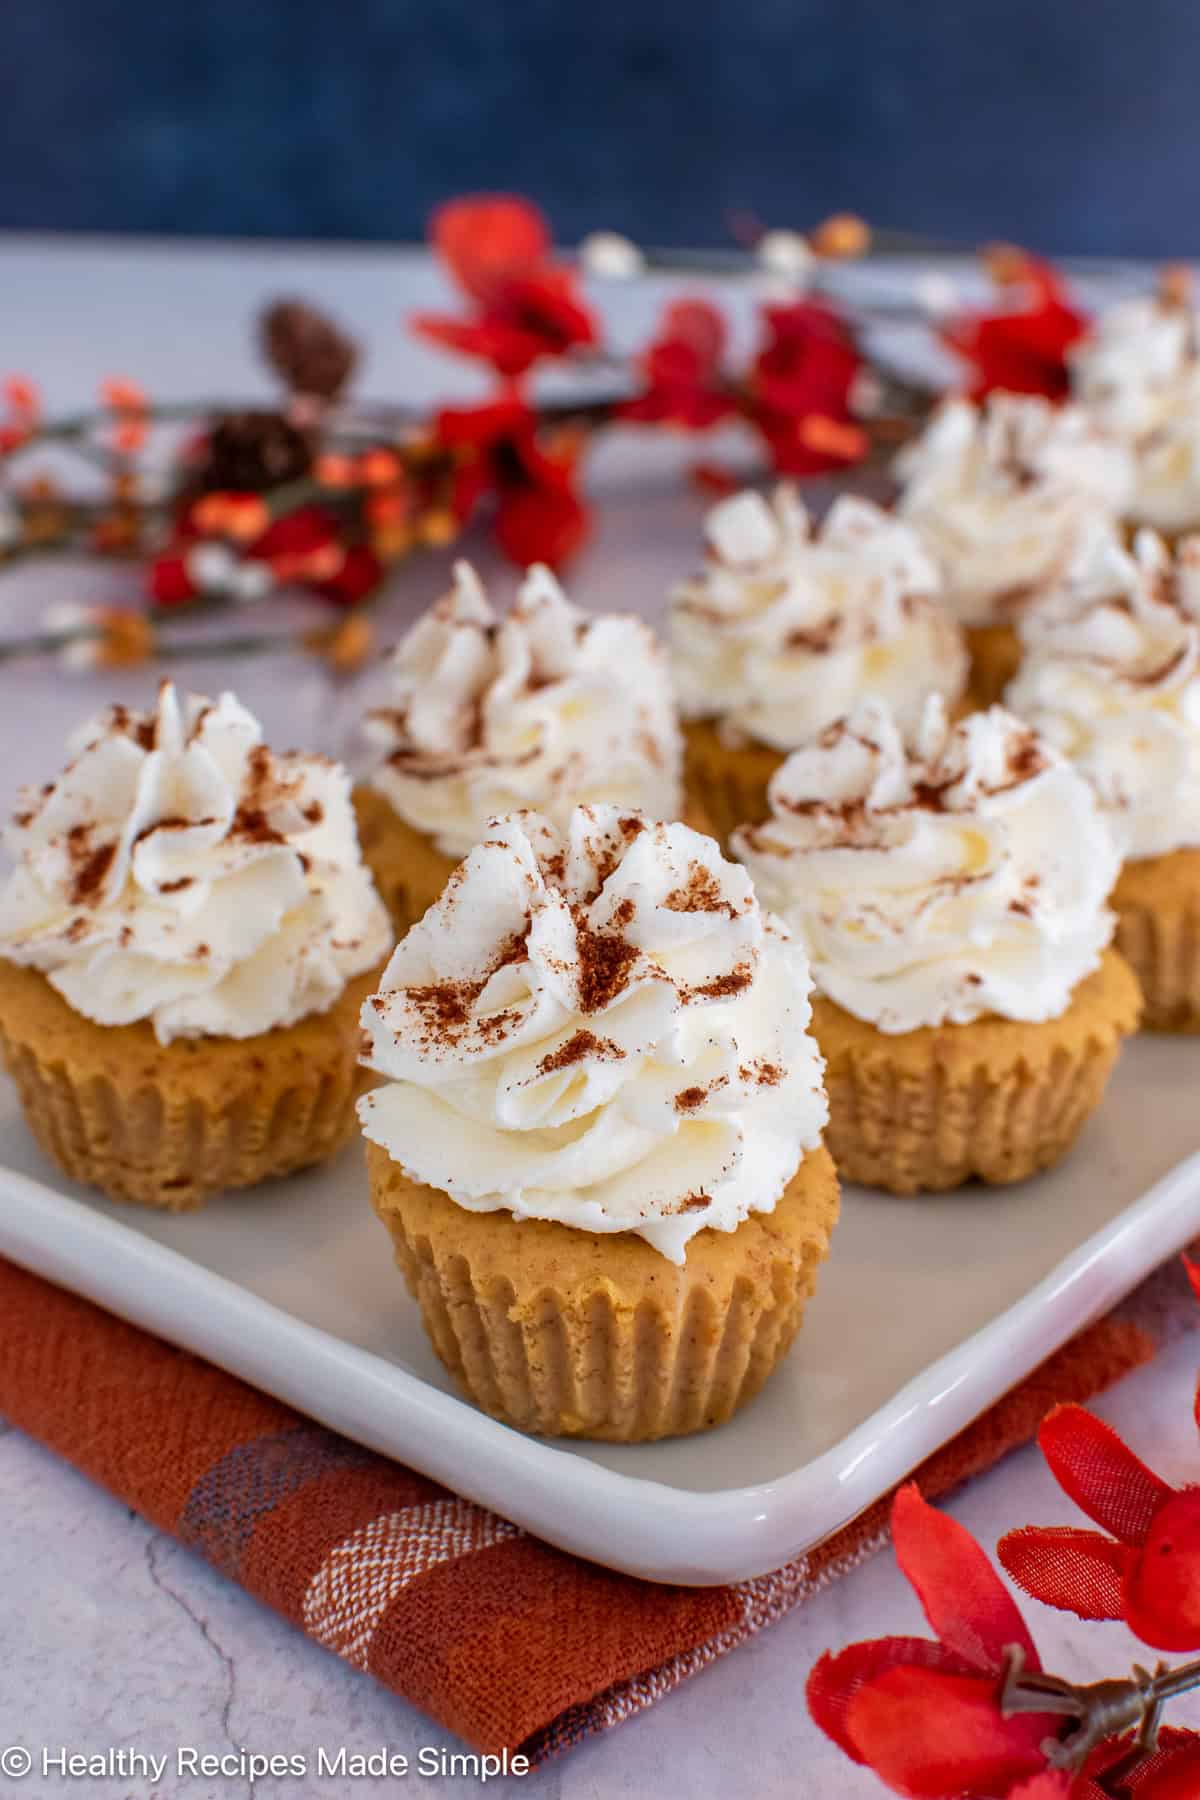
[[0, 374, 39, 453], [746, 301, 867, 474], [1076, 1730, 1200, 1799], [413, 195, 597, 379], [312, 541, 384, 607], [247, 503, 344, 578], [435, 397, 589, 568], [429, 194, 550, 304], [622, 298, 736, 428], [808, 1484, 1062, 1798], [149, 498, 384, 609], [101, 375, 149, 453], [148, 552, 196, 608], [999, 1402, 1200, 1653], [942, 253, 1089, 402]]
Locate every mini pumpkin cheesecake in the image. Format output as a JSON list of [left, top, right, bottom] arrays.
[[358, 803, 837, 1440], [670, 485, 967, 844], [354, 559, 684, 934], [1008, 523, 1200, 1029], [895, 393, 1133, 706], [733, 697, 1139, 1193], [0, 681, 391, 1207], [1070, 279, 1200, 542]]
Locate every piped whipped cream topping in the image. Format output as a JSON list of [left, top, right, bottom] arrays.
[[732, 697, 1118, 1033], [894, 395, 1134, 627], [1007, 526, 1200, 858], [364, 562, 682, 860], [0, 683, 392, 1042], [358, 804, 827, 1262], [1070, 294, 1200, 534], [669, 488, 966, 749]]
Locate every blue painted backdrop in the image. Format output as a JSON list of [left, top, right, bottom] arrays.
[[2, 1, 1196, 253]]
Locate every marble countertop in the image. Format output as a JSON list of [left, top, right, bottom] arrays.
[[0, 232, 1195, 1799]]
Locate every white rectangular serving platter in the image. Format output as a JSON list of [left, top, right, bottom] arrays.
[[2, 1039, 1200, 1586]]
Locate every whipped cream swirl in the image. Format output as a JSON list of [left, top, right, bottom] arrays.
[[895, 395, 1133, 628], [1070, 294, 1200, 534], [364, 562, 682, 860], [733, 698, 1118, 1033], [669, 487, 965, 749], [0, 683, 392, 1042], [358, 804, 827, 1261], [1007, 526, 1200, 858]]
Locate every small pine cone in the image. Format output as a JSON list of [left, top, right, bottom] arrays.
[[196, 411, 314, 492], [261, 299, 358, 401]]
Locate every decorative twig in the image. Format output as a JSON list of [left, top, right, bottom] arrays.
[[1001, 1643, 1200, 1788], [0, 607, 377, 675]]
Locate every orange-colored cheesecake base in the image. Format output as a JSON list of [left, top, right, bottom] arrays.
[[0, 959, 380, 1209], [1113, 848, 1200, 1032], [812, 948, 1141, 1194], [964, 623, 1022, 711], [367, 1140, 840, 1441]]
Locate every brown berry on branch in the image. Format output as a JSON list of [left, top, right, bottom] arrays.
[[1159, 263, 1194, 309], [195, 410, 314, 492], [810, 213, 870, 259], [260, 299, 358, 402]]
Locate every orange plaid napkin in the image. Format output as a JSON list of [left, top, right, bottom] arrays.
[[1, 1252, 1190, 1763]]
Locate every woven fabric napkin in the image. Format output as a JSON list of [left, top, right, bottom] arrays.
[[0, 1251, 1191, 1764]]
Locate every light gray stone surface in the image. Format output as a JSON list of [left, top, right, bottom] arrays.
[[3, 1335, 1200, 1799]]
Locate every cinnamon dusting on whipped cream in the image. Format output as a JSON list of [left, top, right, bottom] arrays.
[[357, 804, 828, 1262], [0, 682, 391, 1042], [537, 1029, 624, 1075], [669, 486, 966, 749], [1008, 524, 1200, 856], [895, 395, 1133, 629], [362, 562, 681, 860], [734, 696, 1119, 1033]]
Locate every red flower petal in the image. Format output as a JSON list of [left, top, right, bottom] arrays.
[[413, 276, 594, 378], [429, 194, 550, 304], [659, 298, 727, 370], [497, 269, 597, 356], [807, 1637, 978, 1764], [448, 456, 492, 524], [313, 542, 383, 606], [621, 345, 735, 427], [4, 374, 38, 414], [746, 298, 865, 474], [892, 1484, 1041, 1674], [1007, 1775, 1074, 1799], [1134, 1749, 1200, 1800], [493, 481, 589, 569], [1038, 1406, 1173, 1546], [845, 1665, 1052, 1799], [1086, 1728, 1200, 1798], [997, 1526, 1131, 1621], [1184, 1255, 1200, 1305], [250, 503, 338, 561], [1129, 1738, 1200, 1799], [410, 312, 552, 380], [688, 460, 741, 497], [753, 300, 861, 415], [621, 297, 734, 429], [941, 257, 1088, 402], [434, 397, 535, 450], [148, 552, 196, 607], [1124, 1488, 1200, 1651], [757, 419, 866, 475]]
